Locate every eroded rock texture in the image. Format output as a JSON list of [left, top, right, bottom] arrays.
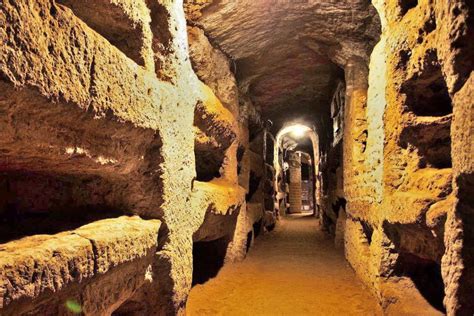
[[0, 0, 198, 313], [318, 0, 473, 314], [1, 0, 472, 315], [0, 0, 267, 314], [186, 0, 380, 137], [1, 216, 161, 315], [188, 0, 471, 314]]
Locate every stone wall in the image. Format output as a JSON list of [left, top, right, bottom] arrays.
[[1, 0, 472, 314], [324, 0, 473, 314], [187, 24, 265, 265], [0, 0, 265, 314]]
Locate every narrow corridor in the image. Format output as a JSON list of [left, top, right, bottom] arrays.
[[1, 1, 472, 314], [187, 215, 382, 315]]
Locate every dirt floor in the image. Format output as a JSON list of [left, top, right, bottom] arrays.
[[186, 214, 383, 315]]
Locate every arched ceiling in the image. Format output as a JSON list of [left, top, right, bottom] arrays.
[[185, 0, 381, 134]]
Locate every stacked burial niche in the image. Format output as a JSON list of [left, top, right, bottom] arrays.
[[334, 0, 473, 312], [1, 0, 473, 314], [0, 0, 193, 313], [386, 48, 452, 313], [244, 128, 267, 241], [0, 0, 162, 244], [187, 24, 266, 284], [323, 80, 346, 238], [1, 0, 262, 313], [191, 83, 240, 286], [300, 152, 314, 213]]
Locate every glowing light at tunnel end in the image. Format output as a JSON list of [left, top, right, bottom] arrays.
[[286, 124, 311, 138]]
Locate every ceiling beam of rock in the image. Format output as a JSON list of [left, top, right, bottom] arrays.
[[185, 0, 381, 133]]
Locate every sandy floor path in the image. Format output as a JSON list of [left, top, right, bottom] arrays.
[[186, 214, 382, 316]]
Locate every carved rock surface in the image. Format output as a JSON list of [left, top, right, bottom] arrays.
[[0, 216, 161, 315], [186, 0, 381, 131]]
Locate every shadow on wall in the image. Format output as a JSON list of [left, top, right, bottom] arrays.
[[247, 170, 262, 201]]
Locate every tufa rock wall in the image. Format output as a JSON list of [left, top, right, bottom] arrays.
[[0, 0, 265, 314], [326, 0, 473, 314]]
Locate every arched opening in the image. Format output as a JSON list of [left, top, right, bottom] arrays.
[[2, 0, 472, 314], [273, 124, 319, 217]]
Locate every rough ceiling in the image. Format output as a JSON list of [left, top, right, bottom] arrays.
[[186, 0, 381, 133]]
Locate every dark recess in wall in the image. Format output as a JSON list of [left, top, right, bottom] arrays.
[[394, 252, 446, 313], [192, 236, 231, 285], [398, 0, 418, 16], [195, 149, 224, 182], [246, 171, 261, 201], [401, 51, 452, 117], [0, 172, 125, 243]]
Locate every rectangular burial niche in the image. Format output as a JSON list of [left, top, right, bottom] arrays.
[[194, 148, 225, 182], [401, 51, 452, 117], [0, 172, 125, 244], [399, 115, 452, 169], [393, 252, 446, 313], [193, 101, 230, 182], [245, 230, 253, 253], [400, 50, 453, 169], [192, 236, 231, 285], [56, 0, 146, 66], [246, 170, 262, 201], [360, 221, 374, 245]]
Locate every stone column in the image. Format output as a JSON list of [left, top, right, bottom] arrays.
[[288, 152, 302, 214], [343, 57, 369, 220]]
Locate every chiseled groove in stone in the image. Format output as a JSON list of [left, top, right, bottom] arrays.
[[72, 233, 101, 276]]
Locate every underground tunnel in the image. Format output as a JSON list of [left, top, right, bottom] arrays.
[[0, 0, 473, 315]]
